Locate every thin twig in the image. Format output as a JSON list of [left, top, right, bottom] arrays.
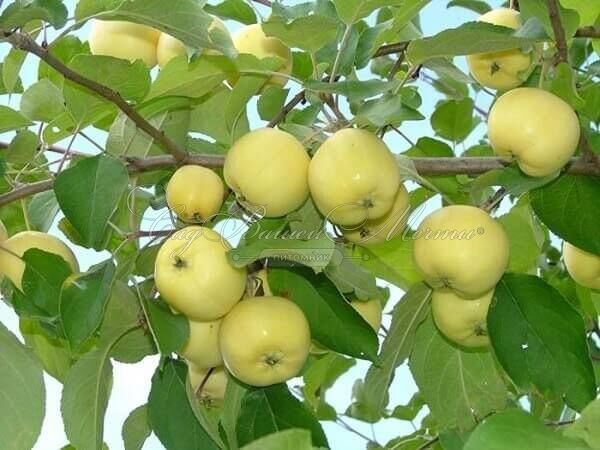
[[267, 90, 306, 127], [330, 24, 353, 84], [575, 26, 600, 39], [546, 0, 569, 65], [374, 41, 410, 58]]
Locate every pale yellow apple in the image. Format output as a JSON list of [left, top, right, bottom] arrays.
[[231, 24, 293, 88], [309, 129, 400, 226], [156, 33, 187, 68], [224, 128, 310, 217], [166, 165, 225, 223], [351, 299, 383, 331], [0, 231, 79, 291], [342, 183, 410, 245], [563, 242, 600, 290], [154, 226, 246, 321], [180, 318, 223, 369], [219, 296, 311, 387], [488, 87, 580, 177], [188, 364, 228, 403], [432, 289, 492, 348], [466, 8, 539, 90], [89, 20, 161, 67], [413, 205, 509, 299]]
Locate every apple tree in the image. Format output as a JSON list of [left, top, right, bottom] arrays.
[[0, 0, 599, 449]]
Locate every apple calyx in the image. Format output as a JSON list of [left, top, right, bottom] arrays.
[[263, 351, 284, 367]]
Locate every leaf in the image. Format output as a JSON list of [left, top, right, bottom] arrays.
[[20, 79, 66, 122], [240, 429, 313, 450], [142, 297, 189, 355], [28, 190, 60, 232], [324, 246, 380, 300], [268, 268, 379, 361], [447, 0, 491, 14], [54, 155, 129, 250], [463, 409, 589, 450], [549, 63, 585, 110], [122, 405, 151, 450], [226, 75, 266, 136], [355, 284, 431, 422], [185, 378, 225, 448], [520, 0, 581, 39], [236, 384, 328, 448], [221, 377, 248, 450], [0, 105, 33, 133], [60, 261, 116, 353], [0, 322, 45, 450], [258, 86, 289, 121], [355, 93, 424, 127], [263, 15, 339, 53], [148, 359, 220, 450], [205, 0, 257, 24], [470, 165, 557, 202], [0, 0, 68, 28], [3, 49, 27, 94], [305, 79, 398, 102], [407, 21, 545, 64], [409, 316, 508, 431], [488, 274, 596, 411], [530, 175, 600, 254], [431, 98, 475, 142], [333, 0, 407, 24], [564, 398, 600, 448]]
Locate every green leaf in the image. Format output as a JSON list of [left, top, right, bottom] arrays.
[[407, 21, 545, 64], [520, 0, 580, 39], [240, 429, 313, 450], [237, 384, 328, 448], [354, 284, 431, 422], [143, 297, 189, 355], [0, 0, 67, 28], [185, 378, 225, 448], [306, 79, 398, 102], [38, 35, 88, 87], [148, 359, 220, 450], [564, 398, 600, 448], [447, 0, 491, 14], [221, 377, 248, 450], [409, 315, 508, 431], [431, 98, 475, 142], [258, 86, 289, 121], [463, 409, 589, 450], [0, 105, 33, 133], [470, 165, 557, 202], [122, 405, 151, 450], [355, 92, 424, 127], [54, 155, 129, 250], [205, 0, 257, 24], [226, 75, 266, 136], [263, 15, 339, 53], [0, 322, 45, 450], [333, 0, 407, 24], [60, 261, 116, 353], [489, 274, 596, 411], [6, 129, 38, 166], [324, 246, 380, 300], [20, 78, 66, 122], [2, 50, 27, 94], [549, 63, 585, 110], [530, 175, 600, 254], [28, 190, 60, 232], [268, 267, 379, 361]]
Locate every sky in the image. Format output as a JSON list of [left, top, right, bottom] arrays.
[[0, 1, 504, 449]]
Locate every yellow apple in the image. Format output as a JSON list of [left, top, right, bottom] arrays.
[[219, 296, 311, 387], [488, 87, 580, 177], [156, 33, 187, 68], [563, 242, 600, 290], [0, 231, 79, 291], [309, 128, 401, 226], [466, 8, 539, 90], [89, 20, 161, 67], [188, 364, 228, 403], [231, 24, 293, 88], [154, 226, 246, 321], [413, 205, 509, 299], [342, 183, 410, 245], [224, 128, 310, 217], [180, 318, 223, 369], [432, 289, 492, 348], [351, 299, 383, 331], [166, 165, 225, 223]]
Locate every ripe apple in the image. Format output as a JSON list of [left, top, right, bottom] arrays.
[[563, 242, 600, 290], [466, 8, 538, 90], [488, 87, 580, 177], [219, 296, 311, 387], [180, 318, 223, 369], [154, 226, 246, 321], [432, 289, 492, 348], [224, 128, 310, 217], [231, 24, 293, 88], [350, 299, 383, 331], [166, 165, 225, 223], [413, 205, 509, 299], [89, 20, 161, 67], [309, 128, 401, 226], [188, 364, 228, 403], [156, 33, 187, 68], [342, 183, 410, 245], [0, 231, 79, 291]]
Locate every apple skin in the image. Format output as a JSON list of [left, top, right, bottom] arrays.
[[180, 319, 223, 369], [563, 242, 600, 290], [488, 87, 580, 177], [166, 165, 225, 223], [0, 231, 79, 291], [219, 296, 311, 387], [154, 226, 246, 321], [466, 8, 538, 91], [224, 128, 310, 217], [188, 364, 228, 403], [351, 299, 383, 331], [308, 129, 401, 226], [231, 24, 293, 88], [89, 20, 161, 67], [432, 289, 492, 348], [342, 183, 410, 245], [156, 33, 187, 68], [413, 205, 509, 299]]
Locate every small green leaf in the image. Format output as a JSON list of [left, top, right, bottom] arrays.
[[143, 297, 189, 355], [447, 0, 491, 14], [520, 0, 581, 39], [6, 129, 38, 166], [306, 79, 398, 102], [20, 79, 66, 122], [0, 0, 67, 28], [205, 0, 257, 25], [431, 98, 475, 142], [0, 105, 33, 133], [28, 191, 60, 232], [564, 398, 600, 447], [258, 86, 289, 121], [122, 405, 151, 450], [240, 429, 313, 450], [549, 63, 585, 110], [263, 15, 339, 53]]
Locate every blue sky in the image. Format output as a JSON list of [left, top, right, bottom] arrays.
[[0, 1, 504, 449]]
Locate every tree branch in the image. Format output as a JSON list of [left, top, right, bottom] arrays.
[[0, 29, 189, 163], [546, 0, 569, 65], [575, 26, 600, 39], [267, 90, 306, 127], [374, 41, 410, 58]]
